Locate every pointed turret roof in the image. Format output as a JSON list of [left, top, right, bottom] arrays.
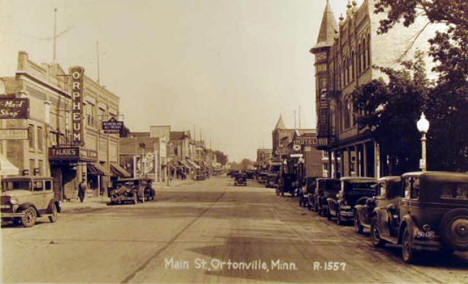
[[312, 0, 338, 51], [274, 115, 286, 130]]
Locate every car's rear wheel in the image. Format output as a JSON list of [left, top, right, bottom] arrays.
[[402, 227, 417, 263], [440, 208, 468, 251], [354, 213, 363, 233], [371, 219, 386, 248], [21, 207, 37, 227], [48, 204, 58, 223]]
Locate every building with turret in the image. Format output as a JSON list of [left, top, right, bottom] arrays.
[[310, 0, 434, 178]]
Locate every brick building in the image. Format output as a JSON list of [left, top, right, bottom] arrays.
[[0, 51, 122, 200], [310, 0, 432, 178]]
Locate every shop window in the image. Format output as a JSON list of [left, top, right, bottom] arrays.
[[45, 180, 52, 190]]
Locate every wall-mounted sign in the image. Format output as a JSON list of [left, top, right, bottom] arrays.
[[70, 66, 84, 146], [49, 146, 97, 162], [102, 117, 123, 134], [0, 128, 28, 140], [0, 98, 29, 119]]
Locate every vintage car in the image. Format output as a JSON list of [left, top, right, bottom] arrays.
[[354, 176, 402, 233], [314, 178, 340, 216], [227, 170, 239, 178], [276, 173, 296, 196], [109, 178, 155, 205], [299, 177, 317, 208], [266, 173, 279, 189], [256, 172, 268, 184], [371, 171, 468, 263], [1, 176, 60, 227], [194, 170, 206, 181], [327, 177, 377, 225], [244, 170, 255, 180], [234, 173, 248, 186]]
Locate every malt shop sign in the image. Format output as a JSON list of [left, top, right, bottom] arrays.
[[0, 97, 29, 119]]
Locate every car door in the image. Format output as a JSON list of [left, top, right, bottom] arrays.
[[31, 180, 46, 210], [44, 180, 54, 209]]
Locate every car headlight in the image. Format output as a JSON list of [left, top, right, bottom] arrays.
[[10, 198, 18, 205]]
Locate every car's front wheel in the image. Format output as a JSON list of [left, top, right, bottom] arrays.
[[371, 219, 386, 247], [402, 227, 417, 263], [48, 204, 58, 223], [21, 207, 37, 227], [354, 213, 363, 233]]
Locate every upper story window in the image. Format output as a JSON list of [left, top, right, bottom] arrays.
[[37, 126, 43, 152], [28, 125, 35, 149], [367, 34, 371, 68]]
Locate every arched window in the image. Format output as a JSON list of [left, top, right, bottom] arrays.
[[367, 34, 371, 68], [344, 98, 350, 129], [351, 51, 355, 81], [362, 38, 367, 70]]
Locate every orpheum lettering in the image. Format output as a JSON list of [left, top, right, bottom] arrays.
[[70, 66, 84, 146]]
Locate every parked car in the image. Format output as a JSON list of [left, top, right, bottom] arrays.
[[266, 173, 279, 189], [314, 178, 340, 216], [227, 170, 239, 178], [256, 172, 268, 184], [234, 173, 248, 186], [109, 178, 155, 205], [1, 176, 60, 227], [354, 176, 402, 233], [245, 170, 255, 180], [327, 177, 377, 225], [371, 171, 468, 263], [299, 177, 317, 208], [276, 173, 296, 196]]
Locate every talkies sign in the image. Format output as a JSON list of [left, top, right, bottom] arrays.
[[70, 66, 84, 146]]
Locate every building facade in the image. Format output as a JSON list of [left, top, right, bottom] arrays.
[[310, 0, 431, 178], [0, 51, 121, 200]]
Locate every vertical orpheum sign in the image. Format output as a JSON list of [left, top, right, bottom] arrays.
[[70, 66, 84, 146]]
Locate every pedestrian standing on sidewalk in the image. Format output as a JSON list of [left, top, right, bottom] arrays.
[[78, 179, 87, 203]]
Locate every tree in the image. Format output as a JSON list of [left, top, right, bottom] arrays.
[[374, 0, 468, 171], [214, 150, 228, 166], [352, 53, 427, 175]]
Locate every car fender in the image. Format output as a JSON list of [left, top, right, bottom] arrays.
[[18, 203, 39, 216], [398, 214, 416, 244]]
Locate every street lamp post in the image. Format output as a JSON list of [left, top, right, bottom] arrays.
[[417, 112, 430, 171]]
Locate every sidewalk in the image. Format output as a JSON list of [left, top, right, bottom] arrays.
[[60, 195, 109, 214], [60, 178, 194, 213]]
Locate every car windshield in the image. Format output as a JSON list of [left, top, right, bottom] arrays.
[[344, 182, 376, 193], [440, 182, 468, 201], [2, 180, 31, 191]]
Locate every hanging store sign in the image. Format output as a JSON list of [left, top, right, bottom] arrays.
[[0, 128, 28, 140], [295, 136, 317, 146], [102, 117, 123, 134], [0, 97, 29, 119], [70, 66, 84, 146]]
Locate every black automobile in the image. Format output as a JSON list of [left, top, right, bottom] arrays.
[[266, 173, 279, 189], [227, 170, 239, 178], [354, 176, 402, 233], [371, 171, 468, 263], [276, 173, 296, 196], [327, 177, 377, 225], [234, 173, 248, 186], [314, 178, 340, 216], [299, 177, 317, 208]]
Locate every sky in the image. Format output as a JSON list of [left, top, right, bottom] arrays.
[[0, 0, 359, 162]]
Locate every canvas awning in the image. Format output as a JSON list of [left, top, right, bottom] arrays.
[[0, 154, 19, 176], [110, 163, 131, 178], [180, 159, 192, 170], [186, 159, 200, 169], [87, 163, 111, 176]]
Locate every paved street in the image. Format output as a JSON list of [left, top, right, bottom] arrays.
[[2, 176, 468, 284]]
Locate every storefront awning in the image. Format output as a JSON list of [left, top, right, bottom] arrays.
[[180, 160, 192, 170], [110, 163, 131, 178], [87, 163, 111, 176], [0, 154, 19, 176], [186, 159, 200, 169]]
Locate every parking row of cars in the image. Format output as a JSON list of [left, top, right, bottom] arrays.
[[290, 171, 468, 263]]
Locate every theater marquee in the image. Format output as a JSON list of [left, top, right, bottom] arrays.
[[70, 66, 84, 146]]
